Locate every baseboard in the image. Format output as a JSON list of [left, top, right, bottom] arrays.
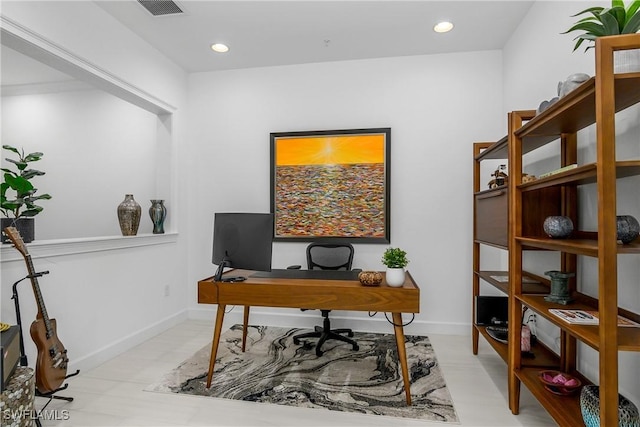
[[68, 310, 188, 373], [188, 306, 470, 336]]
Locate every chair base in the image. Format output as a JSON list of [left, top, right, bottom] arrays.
[[293, 310, 359, 356]]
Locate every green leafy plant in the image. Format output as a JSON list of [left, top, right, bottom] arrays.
[[1, 144, 51, 218], [563, 0, 640, 52], [381, 247, 409, 269]]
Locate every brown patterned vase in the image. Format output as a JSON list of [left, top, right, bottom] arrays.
[[117, 194, 141, 236]]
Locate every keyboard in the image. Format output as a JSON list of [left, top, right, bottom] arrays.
[[251, 269, 359, 281]]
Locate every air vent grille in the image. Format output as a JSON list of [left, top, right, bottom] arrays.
[[137, 0, 184, 16]]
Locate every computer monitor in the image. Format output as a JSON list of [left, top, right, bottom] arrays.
[[212, 212, 274, 282]]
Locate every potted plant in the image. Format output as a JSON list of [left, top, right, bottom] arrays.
[[381, 247, 409, 287], [563, 1, 640, 72], [1, 144, 52, 243]]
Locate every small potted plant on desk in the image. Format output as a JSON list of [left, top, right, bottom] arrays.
[[1, 144, 51, 243], [381, 247, 409, 287]]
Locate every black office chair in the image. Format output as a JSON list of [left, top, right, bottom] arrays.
[[292, 242, 360, 356]]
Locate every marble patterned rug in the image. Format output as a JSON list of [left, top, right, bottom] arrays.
[[146, 324, 458, 423]]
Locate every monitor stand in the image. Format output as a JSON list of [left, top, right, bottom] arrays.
[[213, 258, 228, 282], [213, 258, 247, 282]]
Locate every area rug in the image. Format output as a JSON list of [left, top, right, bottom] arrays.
[[145, 324, 459, 423]]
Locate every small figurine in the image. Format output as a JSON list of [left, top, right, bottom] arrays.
[[488, 165, 508, 189], [558, 73, 590, 98]]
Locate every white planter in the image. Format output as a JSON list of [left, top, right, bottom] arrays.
[[385, 268, 405, 287], [614, 48, 640, 74]]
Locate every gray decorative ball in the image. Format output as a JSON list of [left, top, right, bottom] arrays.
[[617, 215, 640, 244], [543, 216, 573, 238]]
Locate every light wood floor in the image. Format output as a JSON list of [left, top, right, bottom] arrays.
[[37, 319, 555, 426]]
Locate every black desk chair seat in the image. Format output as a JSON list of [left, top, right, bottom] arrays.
[[291, 242, 359, 356]]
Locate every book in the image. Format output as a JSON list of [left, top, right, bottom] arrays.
[[489, 274, 540, 284], [538, 164, 578, 179], [549, 309, 640, 327]]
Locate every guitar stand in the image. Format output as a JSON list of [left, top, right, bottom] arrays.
[[11, 273, 79, 426]]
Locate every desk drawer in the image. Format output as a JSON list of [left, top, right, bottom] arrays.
[[475, 188, 507, 247]]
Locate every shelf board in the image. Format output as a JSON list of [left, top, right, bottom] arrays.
[[475, 186, 507, 197], [514, 73, 640, 152], [476, 325, 508, 362], [515, 236, 640, 256], [476, 270, 549, 294], [516, 295, 640, 351], [475, 325, 560, 368], [520, 160, 640, 191], [474, 135, 509, 160], [515, 367, 591, 427], [474, 240, 508, 250]]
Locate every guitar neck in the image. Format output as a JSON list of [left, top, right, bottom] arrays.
[[3, 226, 56, 340], [25, 254, 53, 331]]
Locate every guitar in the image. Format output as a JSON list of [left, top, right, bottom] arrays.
[[3, 226, 68, 394]]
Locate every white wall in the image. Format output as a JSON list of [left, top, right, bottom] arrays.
[[1, 88, 163, 239], [503, 0, 640, 406], [186, 51, 505, 335], [0, 1, 189, 373], [0, 239, 184, 373]]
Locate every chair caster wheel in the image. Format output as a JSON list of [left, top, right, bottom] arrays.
[[348, 331, 354, 337], [353, 344, 359, 351], [316, 350, 323, 357]]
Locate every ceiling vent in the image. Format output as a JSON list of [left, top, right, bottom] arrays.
[[137, 0, 184, 17]]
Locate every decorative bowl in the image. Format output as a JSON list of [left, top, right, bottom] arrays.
[[538, 370, 582, 395], [358, 271, 383, 286]]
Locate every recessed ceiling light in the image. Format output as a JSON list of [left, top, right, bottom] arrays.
[[434, 21, 454, 33], [210, 43, 229, 53]]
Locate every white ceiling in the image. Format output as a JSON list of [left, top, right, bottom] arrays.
[[95, 0, 535, 73], [1, 1, 534, 87]]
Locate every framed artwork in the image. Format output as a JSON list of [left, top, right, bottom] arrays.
[[270, 128, 390, 243]]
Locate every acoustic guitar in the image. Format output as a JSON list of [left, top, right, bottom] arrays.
[[3, 226, 69, 394]]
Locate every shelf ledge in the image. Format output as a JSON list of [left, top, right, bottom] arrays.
[[0, 233, 178, 262]]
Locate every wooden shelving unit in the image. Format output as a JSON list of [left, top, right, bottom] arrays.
[[472, 134, 560, 362], [506, 34, 640, 426]]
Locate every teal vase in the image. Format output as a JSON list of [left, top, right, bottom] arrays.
[[149, 200, 166, 234], [580, 385, 639, 427]]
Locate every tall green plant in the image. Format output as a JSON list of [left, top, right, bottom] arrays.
[[1, 144, 51, 218], [563, 0, 640, 52]]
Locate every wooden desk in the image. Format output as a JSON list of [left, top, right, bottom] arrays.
[[197, 270, 420, 405]]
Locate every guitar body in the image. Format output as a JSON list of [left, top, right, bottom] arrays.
[[30, 317, 68, 394]]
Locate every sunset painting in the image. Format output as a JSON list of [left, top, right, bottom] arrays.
[[270, 129, 390, 242]]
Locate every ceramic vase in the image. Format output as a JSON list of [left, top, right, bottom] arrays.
[[385, 268, 405, 287], [543, 216, 574, 238], [117, 194, 141, 236], [580, 385, 639, 427], [544, 270, 575, 305], [149, 200, 167, 234], [617, 215, 640, 244]]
